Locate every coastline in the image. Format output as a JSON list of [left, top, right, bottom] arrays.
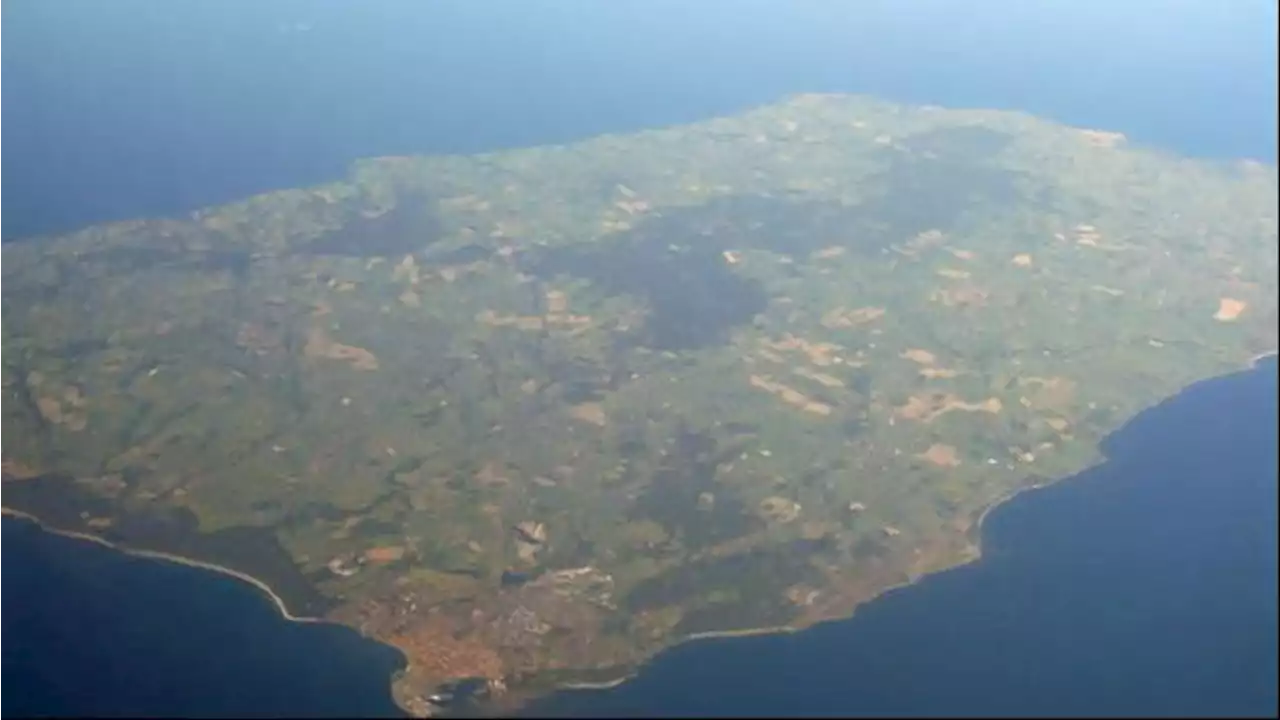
[[0, 471, 1069, 709], [5, 334, 1271, 714], [555, 674, 636, 691], [540, 482, 1054, 701], [0, 46, 1271, 712], [0, 506, 327, 626], [535, 353, 1280, 705], [0, 499, 991, 713], [527, 624, 826, 697]]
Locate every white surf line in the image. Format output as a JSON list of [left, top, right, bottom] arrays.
[[1, 506, 328, 625]]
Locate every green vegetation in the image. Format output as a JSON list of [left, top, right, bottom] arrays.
[[2, 93, 1276, 715]]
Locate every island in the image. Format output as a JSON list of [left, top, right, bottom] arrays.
[[3, 93, 1276, 716]]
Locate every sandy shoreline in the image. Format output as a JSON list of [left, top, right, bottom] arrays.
[[0, 499, 988, 709], [556, 674, 636, 691], [0, 475, 1037, 704], [5, 340, 1267, 712], [0, 506, 327, 626]]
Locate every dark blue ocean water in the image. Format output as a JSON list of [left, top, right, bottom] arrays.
[[2, 2, 1277, 717], [0, 521, 405, 718]]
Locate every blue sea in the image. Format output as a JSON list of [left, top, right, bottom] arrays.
[[2, 1, 1277, 717], [1, 521, 405, 718]]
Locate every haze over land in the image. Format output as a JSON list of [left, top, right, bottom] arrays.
[[5, 0, 1276, 241]]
